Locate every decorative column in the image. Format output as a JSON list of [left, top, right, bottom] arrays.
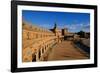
[[36, 48, 39, 61]]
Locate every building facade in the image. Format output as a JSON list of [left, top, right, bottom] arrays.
[[22, 22, 64, 62]]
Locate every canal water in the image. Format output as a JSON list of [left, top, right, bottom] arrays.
[[75, 42, 90, 56]]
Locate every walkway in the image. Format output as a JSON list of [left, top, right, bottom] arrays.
[[47, 41, 89, 61]]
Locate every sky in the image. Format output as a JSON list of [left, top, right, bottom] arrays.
[[22, 10, 90, 32]]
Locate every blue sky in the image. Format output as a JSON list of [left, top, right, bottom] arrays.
[[22, 10, 90, 32]]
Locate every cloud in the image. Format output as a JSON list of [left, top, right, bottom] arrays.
[[38, 23, 53, 29], [82, 24, 90, 32], [65, 23, 90, 32]]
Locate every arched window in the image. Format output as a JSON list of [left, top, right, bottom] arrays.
[[42, 48, 44, 54], [36, 34, 38, 38], [27, 32, 29, 40], [32, 53, 36, 62], [38, 49, 41, 59]]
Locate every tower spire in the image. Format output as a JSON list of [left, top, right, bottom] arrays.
[[54, 22, 57, 29]]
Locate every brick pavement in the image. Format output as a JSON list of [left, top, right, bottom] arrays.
[[47, 41, 89, 61]]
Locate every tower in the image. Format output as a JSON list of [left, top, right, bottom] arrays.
[[53, 23, 57, 36], [62, 27, 68, 36]]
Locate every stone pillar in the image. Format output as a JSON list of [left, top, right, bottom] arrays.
[[40, 47, 42, 56], [43, 46, 45, 53], [36, 48, 39, 61]]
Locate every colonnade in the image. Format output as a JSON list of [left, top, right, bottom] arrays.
[[22, 22, 63, 62]]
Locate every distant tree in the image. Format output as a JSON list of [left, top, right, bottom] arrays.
[[22, 23, 25, 29], [77, 30, 85, 38], [22, 23, 25, 26]]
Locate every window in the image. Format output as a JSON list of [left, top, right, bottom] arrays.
[[32, 53, 36, 62]]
